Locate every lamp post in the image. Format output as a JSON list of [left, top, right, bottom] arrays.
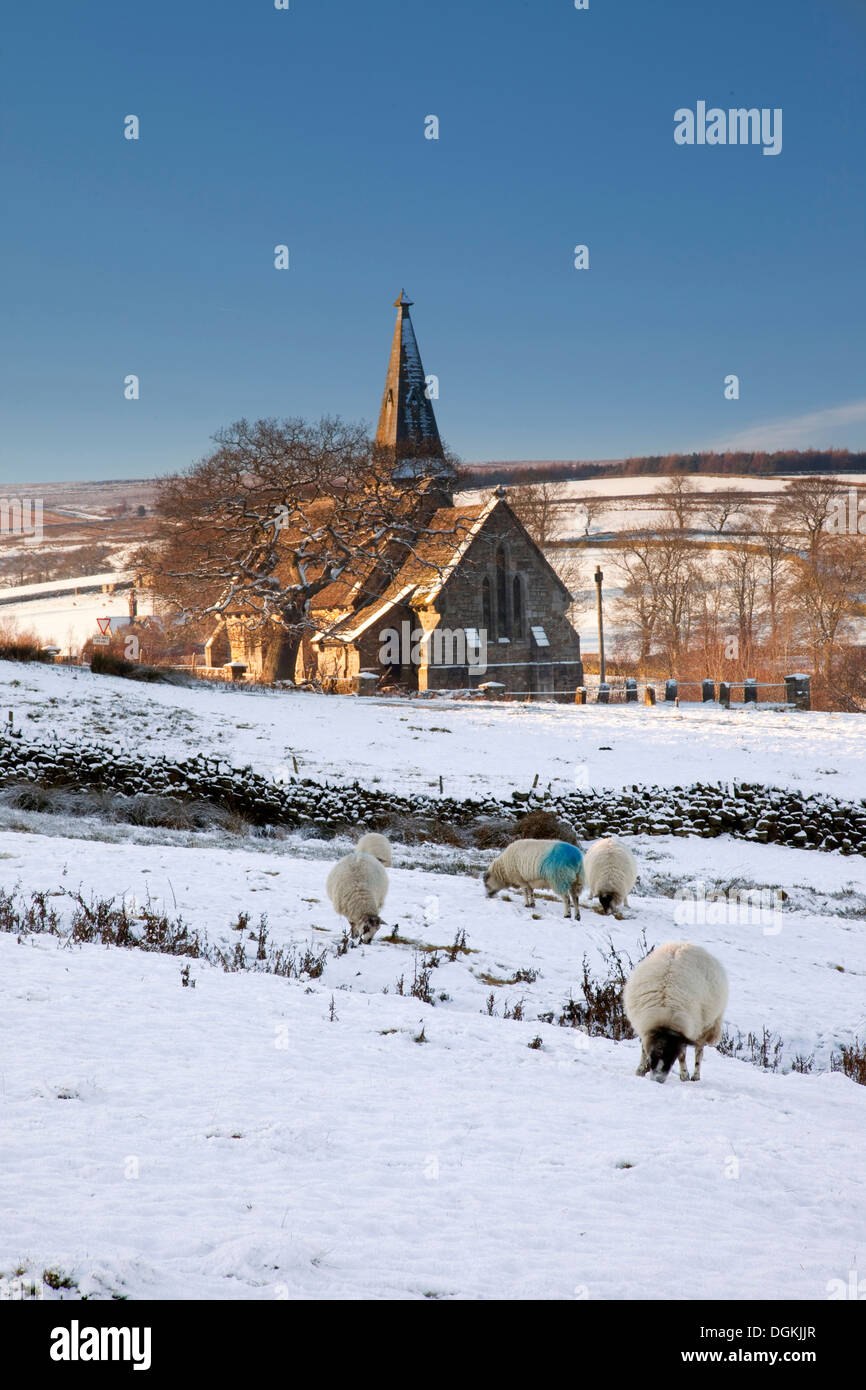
[[595, 565, 606, 687]]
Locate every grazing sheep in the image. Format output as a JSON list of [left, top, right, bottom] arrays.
[[623, 941, 728, 1083], [483, 839, 584, 918], [326, 840, 390, 943], [584, 836, 638, 916], [356, 832, 392, 866]]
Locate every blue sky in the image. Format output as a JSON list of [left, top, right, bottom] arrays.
[[1, 0, 864, 482]]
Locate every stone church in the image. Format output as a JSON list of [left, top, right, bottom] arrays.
[[211, 292, 582, 696]]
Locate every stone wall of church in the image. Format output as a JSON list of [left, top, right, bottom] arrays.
[[316, 640, 361, 690], [219, 503, 582, 696], [420, 504, 582, 697], [226, 618, 264, 677], [357, 602, 419, 690], [225, 618, 299, 682]]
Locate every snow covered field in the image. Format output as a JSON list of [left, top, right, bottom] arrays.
[[1, 660, 863, 801], [0, 573, 150, 653], [0, 658, 864, 1301], [1, 825, 865, 1301], [457, 474, 866, 650]]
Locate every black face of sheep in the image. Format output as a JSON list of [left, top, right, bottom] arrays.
[[358, 915, 383, 944], [598, 891, 616, 915], [647, 1028, 687, 1083], [483, 870, 498, 898]]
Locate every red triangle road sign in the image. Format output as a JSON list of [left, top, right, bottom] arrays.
[[97, 618, 112, 635]]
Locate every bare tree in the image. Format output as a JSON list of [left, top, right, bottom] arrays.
[[702, 489, 743, 535], [507, 480, 563, 548], [617, 492, 702, 669], [721, 534, 762, 665], [822, 643, 866, 713], [137, 416, 469, 680], [576, 493, 603, 537], [750, 508, 795, 644], [789, 536, 866, 682], [653, 528, 700, 668], [507, 480, 603, 546], [773, 476, 842, 564], [614, 532, 661, 666], [656, 475, 698, 531]]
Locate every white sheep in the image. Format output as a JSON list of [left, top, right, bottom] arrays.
[[483, 839, 584, 919], [355, 832, 392, 866], [623, 941, 728, 1083], [583, 836, 638, 916], [326, 836, 391, 942]]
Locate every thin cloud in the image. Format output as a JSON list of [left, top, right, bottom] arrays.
[[715, 399, 866, 452]]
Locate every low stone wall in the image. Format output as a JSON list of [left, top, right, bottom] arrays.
[[0, 731, 863, 855]]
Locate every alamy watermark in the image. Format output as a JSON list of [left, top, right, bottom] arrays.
[[50, 1322, 152, 1371], [0, 497, 43, 544], [1, 1274, 44, 1300], [826, 489, 866, 536], [675, 103, 782, 156], [378, 621, 487, 674], [826, 1270, 866, 1300], [674, 880, 784, 935]]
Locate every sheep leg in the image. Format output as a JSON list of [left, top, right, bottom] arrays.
[[636, 1044, 650, 1076], [523, 885, 534, 908], [570, 886, 581, 920], [678, 1048, 689, 1082], [562, 895, 571, 918], [692, 1019, 722, 1079]]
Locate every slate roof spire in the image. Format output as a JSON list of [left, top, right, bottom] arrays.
[[375, 291, 451, 489]]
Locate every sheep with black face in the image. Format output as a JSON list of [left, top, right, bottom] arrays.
[[624, 941, 728, 1083], [325, 834, 391, 943]]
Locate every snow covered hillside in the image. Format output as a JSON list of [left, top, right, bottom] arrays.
[[0, 574, 151, 653], [2, 661, 864, 801], [458, 474, 866, 651], [1, 826, 865, 1301], [0, 658, 864, 1301]]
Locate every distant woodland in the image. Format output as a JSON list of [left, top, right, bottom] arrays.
[[458, 449, 866, 488]]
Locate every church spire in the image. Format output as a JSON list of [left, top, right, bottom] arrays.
[[375, 291, 450, 487]]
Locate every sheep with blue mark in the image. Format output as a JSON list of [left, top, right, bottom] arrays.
[[483, 839, 585, 918]]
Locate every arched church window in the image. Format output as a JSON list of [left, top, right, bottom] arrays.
[[496, 546, 509, 636], [482, 576, 492, 633], [512, 574, 523, 638]]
